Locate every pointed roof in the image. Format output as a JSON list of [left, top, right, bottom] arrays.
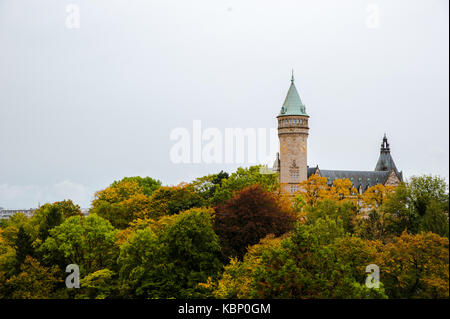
[[375, 134, 400, 177], [277, 71, 308, 117], [272, 152, 280, 172]]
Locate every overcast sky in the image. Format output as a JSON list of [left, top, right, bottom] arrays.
[[0, 0, 448, 209]]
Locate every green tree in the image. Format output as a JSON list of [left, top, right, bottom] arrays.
[[360, 176, 449, 241], [38, 205, 63, 241], [305, 199, 358, 234], [147, 184, 205, 219], [408, 175, 448, 217], [78, 268, 117, 299], [31, 200, 83, 242], [419, 199, 449, 238], [40, 214, 118, 275], [215, 217, 387, 299], [14, 226, 34, 273], [118, 208, 222, 298], [360, 184, 420, 241], [192, 170, 229, 203], [212, 166, 279, 205], [110, 176, 162, 197]]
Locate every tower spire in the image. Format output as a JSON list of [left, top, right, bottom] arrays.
[[375, 134, 398, 173], [278, 71, 307, 117]]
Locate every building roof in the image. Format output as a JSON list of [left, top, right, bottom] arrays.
[[277, 72, 308, 117], [272, 152, 280, 172], [305, 135, 403, 190], [313, 169, 391, 190], [307, 166, 318, 176]]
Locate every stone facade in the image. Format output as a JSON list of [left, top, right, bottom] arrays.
[[278, 116, 309, 193], [385, 169, 402, 186]]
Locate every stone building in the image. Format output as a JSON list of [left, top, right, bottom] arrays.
[[273, 74, 403, 194]]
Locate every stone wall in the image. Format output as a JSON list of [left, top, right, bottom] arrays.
[[278, 115, 309, 194]]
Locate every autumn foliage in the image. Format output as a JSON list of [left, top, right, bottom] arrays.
[[214, 185, 295, 260], [0, 168, 448, 299]]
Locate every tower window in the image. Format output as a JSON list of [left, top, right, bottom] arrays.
[[290, 169, 299, 182]]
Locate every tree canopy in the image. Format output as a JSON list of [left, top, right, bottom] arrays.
[[0, 172, 447, 299]]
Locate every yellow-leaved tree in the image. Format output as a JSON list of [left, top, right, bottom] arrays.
[[362, 184, 395, 209]]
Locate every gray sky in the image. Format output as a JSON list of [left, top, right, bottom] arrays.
[[0, 0, 448, 209]]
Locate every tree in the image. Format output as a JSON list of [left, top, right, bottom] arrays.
[[192, 170, 229, 203], [407, 175, 448, 217], [0, 235, 16, 279], [296, 174, 332, 207], [214, 185, 295, 261], [362, 184, 395, 208], [158, 208, 223, 297], [30, 201, 82, 243], [79, 268, 117, 299], [330, 178, 358, 202], [90, 201, 132, 230], [419, 199, 449, 238], [356, 208, 390, 242], [0, 213, 35, 248], [110, 176, 162, 197], [377, 231, 449, 298], [14, 226, 34, 273], [92, 180, 143, 209], [215, 217, 387, 299], [52, 200, 83, 219], [333, 236, 383, 284], [40, 214, 118, 275], [358, 175, 449, 240], [147, 183, 205, 219], [305, 199, 358, 234], [213, 234, 284, 299], [4, 256, 62, 299], [211, 166, 280, 205], [90, 177, 161, 228], [379, 184, 420, 238], [38, 205, 63, 241], [118, 208, 222, 298], [251, 218, 387, 298]]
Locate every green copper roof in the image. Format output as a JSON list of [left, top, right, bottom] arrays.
[[277, 73, 308, 117]]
